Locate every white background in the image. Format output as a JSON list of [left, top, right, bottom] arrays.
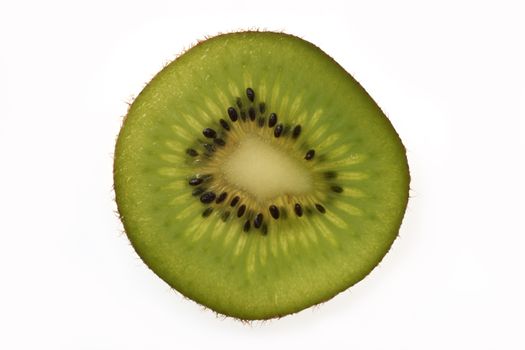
[[1, 0, 524, 349]]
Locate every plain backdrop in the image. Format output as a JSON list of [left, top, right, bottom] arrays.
[[1, 0, 524, 349]]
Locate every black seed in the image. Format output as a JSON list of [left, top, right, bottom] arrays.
[[186, 148, 198, 157], [248, 107, 256, 121], [246, 88, 255, 102], [189, 177, 203, 186], [203, 128, 217, 139], [305, 149, 315, 160], [294, 203, 303, 217], [292, 125, 302, 139], [269, 205, 280, 219], [258, 117, 265, 127], [200, 192, 216, 203], [315, 203, 326, 214], [216, 192, 227, 204], [219, 119, 230, 131], [230, 196, 240, 207], [202, 208, 213, 218], [227, 107, 238, 122], [213, 138, 226, 146], [240, 110, 246, 121], [331, 185, 343, 193], [237, 204, 246, 217], [268, 113, 277, 127], [259, 103, 266, 113], [236, 97, 243, 108], [221, 211, 230, 222], [324, 171, 337, 179], [254, 213, 263, 228], [203, 143, 215, 153], [274, 124, 283, 137], [261, 224, 268, 235], [192, 188, 204, 196], [243, 220, 251, 232]]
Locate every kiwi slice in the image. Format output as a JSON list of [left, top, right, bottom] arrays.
[[114, 31, 409, 320]]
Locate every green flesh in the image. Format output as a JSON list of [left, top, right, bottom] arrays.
[[114, 32, 410, 320]]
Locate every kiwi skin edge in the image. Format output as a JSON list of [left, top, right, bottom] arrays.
[[114, 31, 410, 321]]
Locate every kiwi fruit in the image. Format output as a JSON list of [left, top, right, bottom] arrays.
[[113, 31, 409, 320]]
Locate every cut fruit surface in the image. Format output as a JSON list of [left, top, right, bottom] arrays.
[[222, 135, 313, 200], [114, 31, 410, 320]]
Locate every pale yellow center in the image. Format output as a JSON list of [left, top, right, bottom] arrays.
[[221, 135, 313, 201]]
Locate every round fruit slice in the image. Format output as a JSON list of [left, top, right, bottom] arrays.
[[114, 31, 410, 320]]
